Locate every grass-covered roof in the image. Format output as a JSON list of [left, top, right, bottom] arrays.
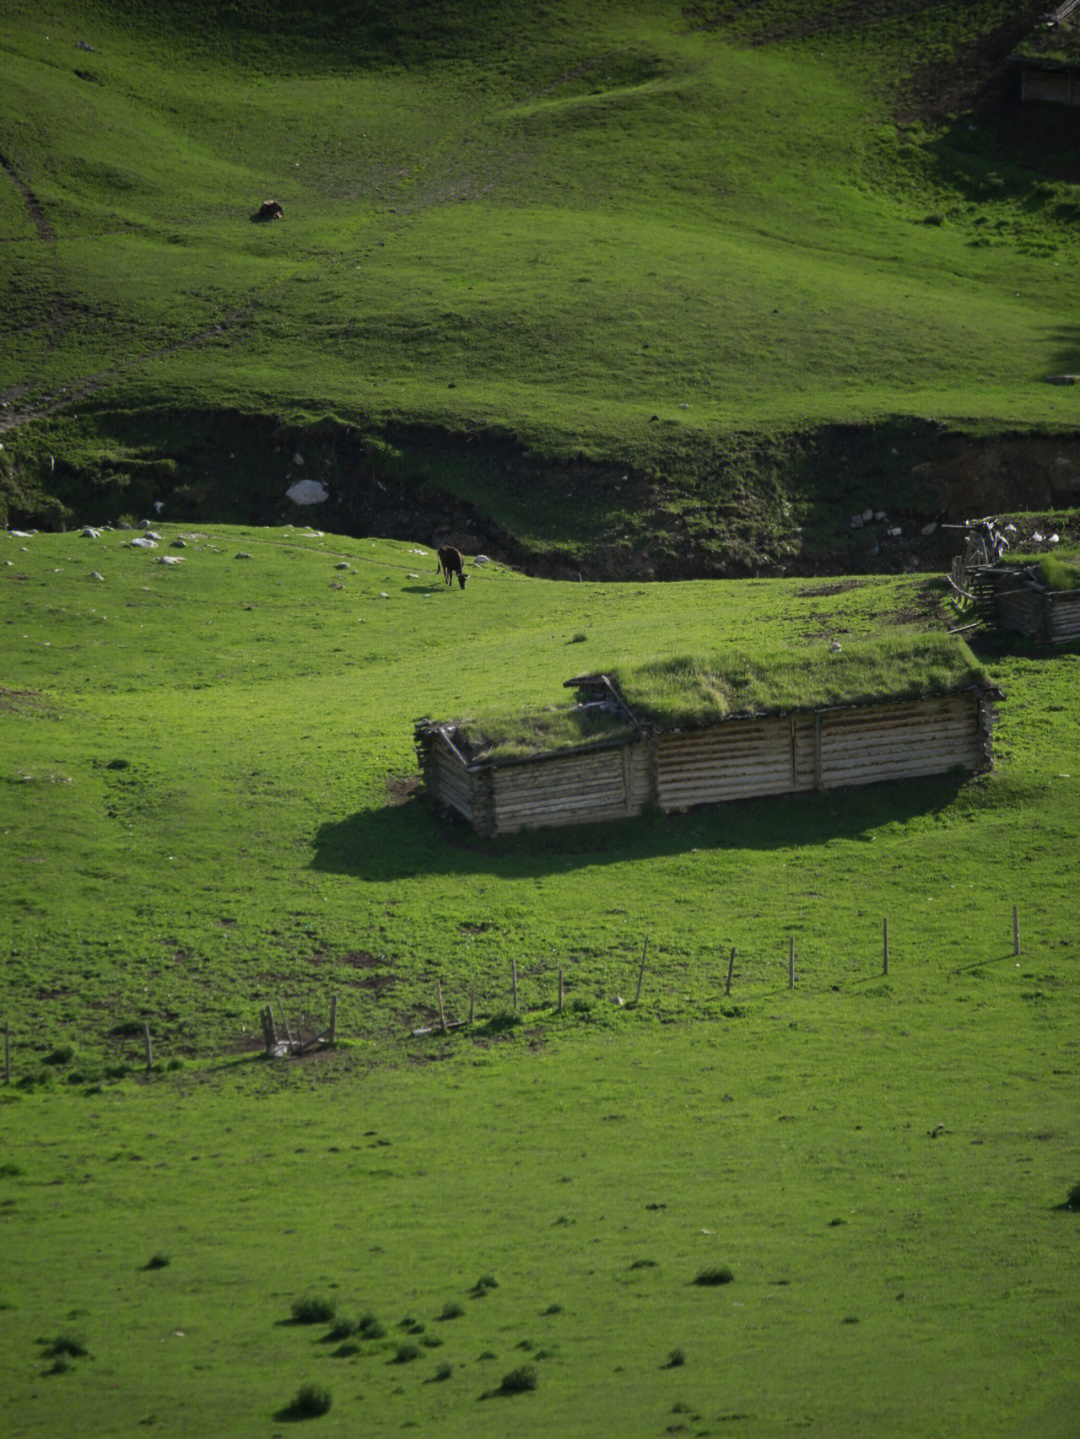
[[446, 634, 993, 762]]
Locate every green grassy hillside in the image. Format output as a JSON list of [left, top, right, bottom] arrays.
[[3, 0, 1080, 554], [1, 522, 1078, 1435]]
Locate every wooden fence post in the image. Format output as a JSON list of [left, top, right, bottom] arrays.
[[558, 969, 564, 1013], [468, 990, 475, 1025], [788, 937, 795, 990], [634, 935, 649, 1005], [277, 1000, 294, 1052], [143, 1022, 153, 1071], [328, 994, 337, 1044], [512, 958, 519, 1012], [1013, 906, 1020, 957], [883, 916, 889, 976], [437, 981, 447, 1035], [725, 946, 736, 998], [4, 1022, 9, 1084]]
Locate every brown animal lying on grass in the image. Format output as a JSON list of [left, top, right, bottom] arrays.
[[436, 546, 468, 588]]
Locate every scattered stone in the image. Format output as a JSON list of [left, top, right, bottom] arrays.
[[921, 521, 937, 536], [129, 537, 157, 549], [334, 561, 350, 570], [407, 572, 419, 579], [292, 452, 304, 466], [1049, 533, 1060, 545], [138, 519, 152, 529], [157, 556, 183, 565], [888, 526, 902, 537], [90, 571, 104, 581], [850, 515, 863, 529], [874, 511, 886, 522], [378, 591, 389, 598], [1045, 374, 1079, 385], [862, 508, 874, 523], [474, 554, 491, 565], [235, 552, 252, 559], [171, 538, 187, 548], [81, 526, 101, 538]]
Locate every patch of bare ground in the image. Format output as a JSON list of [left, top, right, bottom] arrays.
[[385, 774, 420, 805], [794, 580, 866, 599], [0, 687, 55, 715]]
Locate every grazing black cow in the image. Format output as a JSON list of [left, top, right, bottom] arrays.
[[436, 545, 468, 589]]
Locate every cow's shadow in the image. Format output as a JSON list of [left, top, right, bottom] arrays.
[[311, 770, 970, 880]]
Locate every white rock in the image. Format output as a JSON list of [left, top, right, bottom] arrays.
[[378, 591, 389, 598], [235, 551, 252, 559], [335, 561, 350, 570], [850, 515, 863, 529], [81, 526, 101, 538], [862, 508, 874, 523], [889, 526, 902, 537], [1048, 533, 1060, 545], [129, 537, 157, 549], [292, 452, 304, 466], [921, 521, 937, 536], [158, 555, 183, 565], [474, 554, 491, 565], [286, 479, 328, 505], [875, 511, 886, 522], [90, 571, 104, 581], [1032, 532, 1044, 543]]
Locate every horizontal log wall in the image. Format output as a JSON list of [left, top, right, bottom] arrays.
[[430, 737, 475, 822], [491, 744, 649, 835], [656, 696, 984, 812], [818, 696, 980, 789], [1048, 590, 1080, 644]]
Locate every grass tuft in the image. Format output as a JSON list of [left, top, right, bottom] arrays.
[[280, 1384, 332, 1419], [497, 1364, 538, 1394], [290, 1296, 336, 1325], [693, 1266, 734, 1287]]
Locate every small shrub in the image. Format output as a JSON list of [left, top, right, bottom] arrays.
[[291, 1295, 336, 1325], [482, 1010, 520, 1034], [332, 1342, 360, 1358], [46, 1355, 71, 1375], [42, 1045, 76, 1067], [693, 1266, 734, 1286], [498, 1364, 537, 1395], [393, 1343, 421, 1364], [282, 1383, 332, 1419], [471, 1274, 498, 1297], [434, 1361, 453, 1382], [1062, 1182, 1080, 1212], [144, 1252, 170, 1271], [570, 996, 593, 1014], [325, 1318, 358, 1342], [103, 1064, 129, 1080], [569, 631, 587, 643], [0, 1163, 24, 1178], [438, 1301, 464, 1321], [629, 1259, 656, 1270], [41, 1334, 88, 1358], [358, 1313, 385, 1340], [666, 1349, 686, 1368], [420, 1334, 443, 1348], [541, 1303, 563, 1314]]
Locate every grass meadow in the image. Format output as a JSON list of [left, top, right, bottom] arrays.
[[1, 523, 1078, 1435]]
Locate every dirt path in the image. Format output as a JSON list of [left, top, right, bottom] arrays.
[[0, 150, 56, 243]]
